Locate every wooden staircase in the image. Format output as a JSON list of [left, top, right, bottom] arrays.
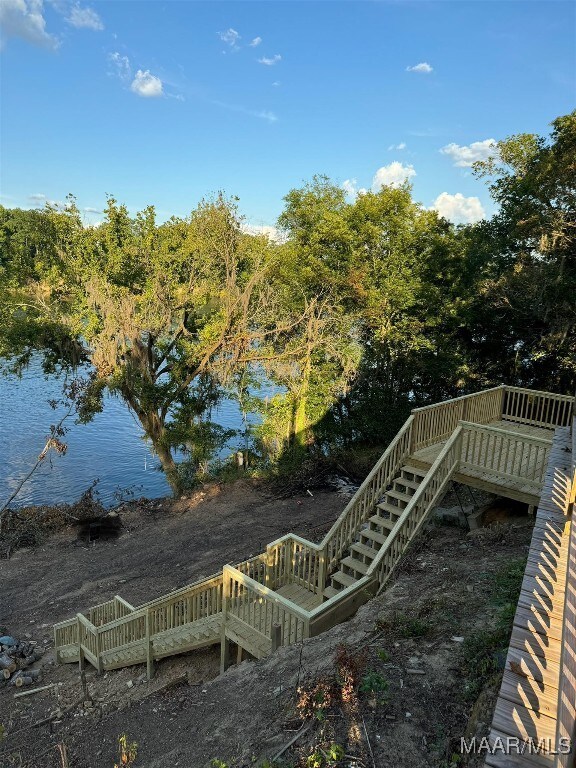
[[323, 464, 427, 599], [53, 385, 574, 704]]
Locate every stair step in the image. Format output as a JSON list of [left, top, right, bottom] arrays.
[[385, 489, 414, 505], [360, 528, 388, 546], [350, 542, 379, 561], [394, 477, 420, 492], [323, 585, 340, 599], [401, 465, 427, 480], [341, 556, 370, 575], [331, 571, 357, 588], [376, 501, 404, 518], [369, 514, 397, 531]]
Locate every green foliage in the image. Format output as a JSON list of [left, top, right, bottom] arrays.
[[461, 557, 526, 700], [359, 670, 389, 697]]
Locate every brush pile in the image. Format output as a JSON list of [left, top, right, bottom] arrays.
[[0, 632, 45, 688]]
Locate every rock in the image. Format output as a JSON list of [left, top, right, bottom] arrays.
[[126, 680, 133, 688], [451, 636, 465, 643], [0, 636, 16, 647]]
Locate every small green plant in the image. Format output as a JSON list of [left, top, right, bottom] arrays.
[[114, 734, 138, 767], [211, 761, 229, 768], [397, 614, 431, 638], [359, 670, 388, 695], [306, 743, 345, 767], [377, 648, 389, 661]]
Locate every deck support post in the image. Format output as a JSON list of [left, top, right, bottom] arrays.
[[271, 623, 282, 653], [95, 629, 103, 675], [220, 572, 231, 674], [76, 616, 85, 673], [236, 645, 244, 664], [318, 545, 327, 594], [145, 609, 154, 680]]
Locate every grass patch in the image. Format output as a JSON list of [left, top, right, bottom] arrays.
[[461, 557, 526, 701]]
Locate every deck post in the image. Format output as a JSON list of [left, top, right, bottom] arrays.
[[317, 545, 327, 595], [145, 608, 154, 680], [220, 571, 231, 674], [265, 546, 274, 589], [95, 629, 103, 675], [76, 616, 84, 673], [271, 623, 282, 652]]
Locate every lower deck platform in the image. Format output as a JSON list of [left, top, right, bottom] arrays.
[[410, 420, 552, 505]]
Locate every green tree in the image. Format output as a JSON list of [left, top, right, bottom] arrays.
[[0, 195, 277, 493], [470, 110, 576, 392]]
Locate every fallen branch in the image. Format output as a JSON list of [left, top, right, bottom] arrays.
[[271, 720, 313, 762]]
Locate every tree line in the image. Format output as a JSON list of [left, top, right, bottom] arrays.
[[0, 112, 574, 494]]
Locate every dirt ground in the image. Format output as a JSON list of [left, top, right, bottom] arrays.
[[0, 480, 534, 768]]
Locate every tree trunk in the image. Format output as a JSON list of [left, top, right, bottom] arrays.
[[137, 409, 182, 497]]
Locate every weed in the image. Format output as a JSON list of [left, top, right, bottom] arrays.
[[334, 644, 367, 702], [306, 743, 345, 767], [359, 670, 388, 696], [114, 734, 138, 767], [296, 677, 334, 721], [211, 761, 228, 768], [376, 648, 389, 662]]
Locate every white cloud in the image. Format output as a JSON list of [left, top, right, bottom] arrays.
[[440, 139, 498, 167], [272, 81, 280, 87], [109, 51, 131, 81], [342, 179, 367, 199], [131, 69, 163, 98], [372, 162, 416, 190], [29, 193, 46, 201], [243, 224, 284, 242], [219, 28, 240, 48], [249, 36, 262, 47], [388, 142, 406, 151], [432, 192, 486, 224], [406, 62, 433, 74], [83, 206, 101, 214], [0, 0, 58, 49], [258, 54, 281, 66], [66, 3, 103, 30]]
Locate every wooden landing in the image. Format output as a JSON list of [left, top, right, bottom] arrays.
[[277, 583, 323, 610], [410, 420, 553, 505], [485, 427, 573, 767]]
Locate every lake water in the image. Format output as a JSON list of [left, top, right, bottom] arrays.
[[0, 361, 260, 508]]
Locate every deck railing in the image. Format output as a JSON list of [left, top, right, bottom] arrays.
[[223, 565, 310, 646], [459, 421, 552, 491], [410, 387, 503, 452], [501, 386, 574, 429]]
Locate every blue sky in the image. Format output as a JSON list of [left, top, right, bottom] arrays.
[[1, 1, 575, 231]]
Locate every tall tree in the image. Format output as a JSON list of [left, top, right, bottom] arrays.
[[0, 195, 277, 493], [470, 111, 576, 392]]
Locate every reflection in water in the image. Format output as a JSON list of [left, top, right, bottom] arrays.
[[0, 362, 259, 507]]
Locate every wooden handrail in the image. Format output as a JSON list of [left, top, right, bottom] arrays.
[[223, 565, 310, 622], [458, 420, 554, 445], [410, 385, 504, 413]]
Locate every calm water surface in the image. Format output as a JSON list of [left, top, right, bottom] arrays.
[[0, 361, 257, 507]]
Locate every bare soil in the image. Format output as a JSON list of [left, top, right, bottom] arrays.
[[0, 480, 533, 768]]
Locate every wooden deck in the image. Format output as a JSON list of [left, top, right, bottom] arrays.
[[277, 583, 323, 610], [410, 420, 553, 505], [486, 427, 574, 766]]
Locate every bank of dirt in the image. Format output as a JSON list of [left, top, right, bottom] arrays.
[[0, 480, 533, 768]]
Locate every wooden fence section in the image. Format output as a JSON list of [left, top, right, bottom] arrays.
[[486, 426, 575, 767]]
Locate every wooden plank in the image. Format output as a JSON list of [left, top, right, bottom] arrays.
[[498, 669, 560, 718]]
